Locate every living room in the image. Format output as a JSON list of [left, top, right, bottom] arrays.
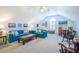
[[0, 6, 79, 53]]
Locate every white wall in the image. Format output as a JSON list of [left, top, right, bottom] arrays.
[[0, 6, 78, 35]]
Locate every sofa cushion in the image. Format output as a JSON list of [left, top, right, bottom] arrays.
[[17, 30, 24, 34], [29, 30, 36, 34]]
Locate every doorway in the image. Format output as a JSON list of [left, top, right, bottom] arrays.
[[48, 18, 56, 34]]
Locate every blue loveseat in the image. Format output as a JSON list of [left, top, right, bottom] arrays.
[[36, 30, 48, 38], [29, 30, 48, 38], [8, 30, 29, 43], [29, 30, 36, 34]]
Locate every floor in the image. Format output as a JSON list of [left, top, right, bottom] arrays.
[[0, 34, 72, 53]]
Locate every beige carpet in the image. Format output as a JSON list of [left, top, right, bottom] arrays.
[[0, 34, 68, 53]]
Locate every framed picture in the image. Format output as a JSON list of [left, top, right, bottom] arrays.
[[18, 24, 22, 27], [36, 24, 39, 27], [8, 23, 16, 28], [59, 21, 67, 24], [23, 24, 28, 27]]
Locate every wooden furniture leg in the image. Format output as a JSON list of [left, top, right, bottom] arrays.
[[23, 41, 25, 45], [3, 36, 7, 44], [5, 36, 7, 44], [18, 39, 20, 43], [3, 37, 4, 42]]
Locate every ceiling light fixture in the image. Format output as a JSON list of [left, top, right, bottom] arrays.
[[40, 6, 48, 13]]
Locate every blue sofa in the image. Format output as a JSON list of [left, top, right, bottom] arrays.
[[29, 30, 48, 38], [29, 30, 36, 34], [8, 30, 29, 43], [8, 34, 20, 43], [36, 30, 48, 38]]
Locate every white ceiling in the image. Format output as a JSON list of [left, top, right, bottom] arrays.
[[0, 6, 79, 22]]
